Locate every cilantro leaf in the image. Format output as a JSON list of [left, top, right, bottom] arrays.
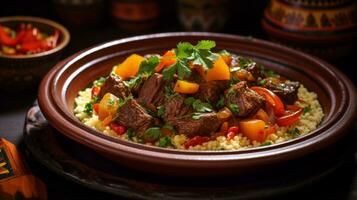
[[192, 112, 205, 120], [164, 85, 179, 99], [144, 127, 161, 141], [195, 40, 216, 49], [184, 97, 213, 113], [126, 129, 135, 140], [162, 124, 176, 134], [192, 50, 218, 70], [303, 106, 311, 114], [159, 136, 173, 147], [157, 106, 165, 118], [84, 103, 93, 114], [138, 56, 159, 77], [237, 56, 254, 68], [216, 96, 225, 109], [93, 76, 107, 87], [261, 141, 272, 146], [184, 97, 196, 105], [287, 128, 300, 138], [124, 76, 142, 89], [219, 50, 231, 56], [192, 100, 213, 112], [162, 64, 177, 80], [176, 59, 191, 80], [176, 42, 193, 59], [228, 103, 239, 114]]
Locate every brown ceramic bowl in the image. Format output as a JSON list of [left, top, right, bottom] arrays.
[[38, 32, 357, 177], [0, 16, 70, 91]]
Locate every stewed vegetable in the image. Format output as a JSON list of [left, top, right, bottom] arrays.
[[74, 40, 324, 150]]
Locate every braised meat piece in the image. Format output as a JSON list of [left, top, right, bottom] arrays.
[[194, 80, 228, 104], [163, 95, 221, 136], [98, 75, 129, 99], [225, 81, 265, 117], [138, 73, 166, 107], [114, 99, 154, 133], [171, 112, 221, 136], [264, 79, 300, 104], [246, 62, 262, 80]]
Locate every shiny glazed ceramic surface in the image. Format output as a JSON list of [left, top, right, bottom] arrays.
[[38, 32, 357, 176]]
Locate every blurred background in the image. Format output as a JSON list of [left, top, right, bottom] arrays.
[[1, 0, 356, 71]]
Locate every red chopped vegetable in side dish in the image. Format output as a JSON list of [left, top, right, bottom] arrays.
[[0, 23, 60, 55]]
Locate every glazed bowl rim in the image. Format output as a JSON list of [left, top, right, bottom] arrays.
[[38, 32, 357, 164], [0, 16, 70, 59]]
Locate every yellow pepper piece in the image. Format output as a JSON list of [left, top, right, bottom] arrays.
[[204, 55, 230, 81], [174, 80, 200, 94], [98, 93, 119, 121], [114, 54, 145, 80]]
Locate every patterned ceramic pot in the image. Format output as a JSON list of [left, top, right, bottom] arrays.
[[262, 0, 357, 61]]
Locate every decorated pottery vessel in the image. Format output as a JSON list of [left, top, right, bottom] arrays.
[[262, 0, 357, 61]]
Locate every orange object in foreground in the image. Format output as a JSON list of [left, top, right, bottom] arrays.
[[174, 80, 200, 94], [239, 119, 273, 142], [0, 138, 47, 199]]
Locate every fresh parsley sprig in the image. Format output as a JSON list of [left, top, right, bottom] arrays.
[[163, 40, 218, 80]]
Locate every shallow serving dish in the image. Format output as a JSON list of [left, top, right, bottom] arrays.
[[38, 32, 357, 176], [0, 16, 70, 91]]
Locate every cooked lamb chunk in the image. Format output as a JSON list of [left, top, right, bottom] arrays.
[[98, 75, 129, 99], [163, 95, 221, 136], [137, 73, 166, 107], [225, 81, 265, 117], [114, 99, 154, 133], [194, 80, 228, 104], [264, 79, 300, 104]]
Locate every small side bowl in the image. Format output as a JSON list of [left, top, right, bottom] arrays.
[[38, 32, 357, 177], [0, 16, 70, 91]]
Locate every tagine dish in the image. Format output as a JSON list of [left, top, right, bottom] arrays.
[[74, 40, 324, 150]]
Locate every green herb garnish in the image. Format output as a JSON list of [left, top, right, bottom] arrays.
[[216, 96, 225, 109], [164, 85, 179, 99], [107, 98, 115, 106], [192, 112, 205, 120], [158, 136, 173, 147], [219, 50, 231, 57], [303, 106, 311, 114], [126, 129, 135, 140], [237, 56, 254, 68], [287, 128, 300, 138], [157, 106, 165, 118], [257, 78, 267, 86], [162, 124, 176, 134], [184, 97, 212, 112], [138, 56, 160, 77], [261, 141, 272, 146], [144, 127, 161, 141], [124, 76, 142, 89], [84, 102, 93, 114], [228, 103, 239, 114], [192, 100, 213, 112], [229, 76, 240, 86], [163, 40, 218, 80], [93, 77, 107, 87]]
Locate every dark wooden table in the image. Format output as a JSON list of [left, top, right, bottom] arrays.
[[1, 1, 357, 199]]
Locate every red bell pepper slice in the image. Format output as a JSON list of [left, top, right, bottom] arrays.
[[0, 25, 18, 46], [184, 136, 210, 148], [276, 107, 303, 126], [251, 86, 285, 117]]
